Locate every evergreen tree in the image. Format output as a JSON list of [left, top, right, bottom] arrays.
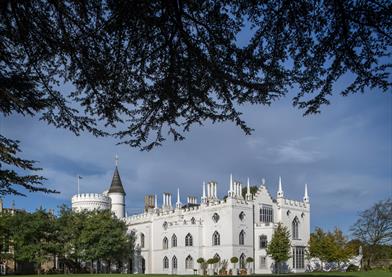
[[266, 223, 291, 274], [1, 1, 391, 196]]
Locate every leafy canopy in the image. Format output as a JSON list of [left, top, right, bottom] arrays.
[[1, 0, 391, 195]]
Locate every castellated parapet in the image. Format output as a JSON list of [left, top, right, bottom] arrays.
[[71, 193, 111, 212]]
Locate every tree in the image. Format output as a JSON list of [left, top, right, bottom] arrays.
[[267, 223, 291, 274], [78, 210, 132, 273], [0, 135, 56, 196], [350, 198, 392, 266], [197, 258, 207, 275], [0, 212, 13, 271], [230, 256, 238, 271], [241, 186, 258, 199], [245, 257, 254, 272], [308, 227, 352, 269], [1, 1, 391, 195], [56, 207, 89, 273], [9, 209, 58, 274], [331, 228, 352, 266]]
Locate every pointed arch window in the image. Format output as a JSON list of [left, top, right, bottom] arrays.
[[214, 253, 221, 261], [163, 256, 169, 269], [292, 217, 300, 239], [239, 211, 246, 221], [172, 255, 178, 269], [163, 237, 168, 249], [140, 233, 145, 248], [185, 255, 194, 269], [239, 230, 245, 245], [212, 231, 220, 246], [239, 253, 246, 269], [185, 233, 193, 246], [191, 217, 196, 224], [171, 234, 177, 247]]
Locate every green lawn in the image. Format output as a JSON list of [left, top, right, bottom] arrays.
[[12, 272, 390, 277]]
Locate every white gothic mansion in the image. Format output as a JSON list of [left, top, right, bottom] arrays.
[[71, 165, 310, 275]]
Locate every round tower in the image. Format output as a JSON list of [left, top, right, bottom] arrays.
[[108, 165, 126, 218]]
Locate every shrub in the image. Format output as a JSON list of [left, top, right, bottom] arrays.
[[197, 258, 205, 264]]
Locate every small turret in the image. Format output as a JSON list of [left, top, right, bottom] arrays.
[[246, 178, 252, 201], [108, 155, 126, 218], [228, 174, 234, 198], [303, 183, 310, 204], [176, 188, 182, 209], [277, 176, 284, 198], [201, 182, 207, 204]]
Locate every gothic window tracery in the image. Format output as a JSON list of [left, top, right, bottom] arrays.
[[239, 230, 245, 245], [212, 231, 220, 246], [185, 255, 193, 269], [292, 217, 299, 239], [239, 211, 246, 221], [171, 234, 177, 247], [163, 237, 168, 249], [239, 253, 246, 269], [163, 256, 169, 269], [185, 233, 193, 246], [260, 205, 273, 223], [172, 255, 178, 269], [140, 233, 145, 248]]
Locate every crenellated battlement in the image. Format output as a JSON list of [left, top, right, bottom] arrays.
[[71, 193, 111, 212], [72, 193, 111, 202], [125, 197, 255, 224], [282, 198, 307, 208]]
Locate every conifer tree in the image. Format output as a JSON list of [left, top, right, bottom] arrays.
[[1, 1, 391, 196], [267, 223, 291, 274]]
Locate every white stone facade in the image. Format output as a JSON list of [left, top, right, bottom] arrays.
[[70, 165, 310, 275], [71, 193, 112, 212], [71, 166, 126, 219], [127, 177, 310, 275]]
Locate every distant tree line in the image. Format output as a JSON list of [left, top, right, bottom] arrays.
[[0, 207, 134, 274], [308, 198, 392, 271], [265, 198, 391, 272]]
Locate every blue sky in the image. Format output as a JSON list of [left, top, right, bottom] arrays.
[[1, 86, 391, 236]]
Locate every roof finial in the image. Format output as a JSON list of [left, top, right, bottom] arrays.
[[277, 176, 284, 198], [304, 183, 309, 203], [176, 188, 181, 208], [115, 154, 119, 166]]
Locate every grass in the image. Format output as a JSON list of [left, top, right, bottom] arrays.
[[12, 272, 390, 277]]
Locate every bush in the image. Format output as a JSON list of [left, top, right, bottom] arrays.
[[197, 258, 205, 264], [388, 264, 392, 272], [346, 264, 359, 272]]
